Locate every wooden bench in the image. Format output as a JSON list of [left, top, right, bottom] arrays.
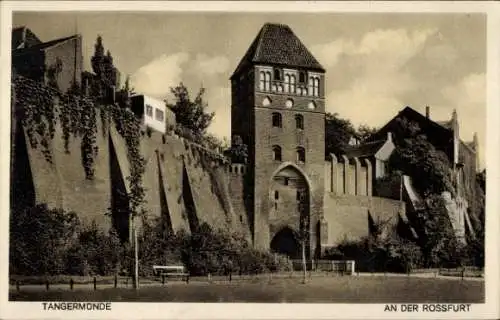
[[153, 265, 189, 283]]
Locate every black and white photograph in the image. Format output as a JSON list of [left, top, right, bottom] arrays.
[[0, 1, 498, 319]]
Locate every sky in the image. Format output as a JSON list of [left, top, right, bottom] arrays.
[[13, 12, 486, 168]]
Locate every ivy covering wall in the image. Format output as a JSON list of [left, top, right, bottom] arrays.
[[12, 76, 146, 220]]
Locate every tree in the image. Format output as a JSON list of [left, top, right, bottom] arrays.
[[167, 83, 214, 140], [388, 118, 455, 197], [90, 36, 118, 102], [227, 135, 248, 164], [91, 36, 105, 78], [296, 191, 309, 283], [357, 124, 378, 142], [203, 134, 229, 151], [118, 75, 135, 109], [325, 112, 357, 155]]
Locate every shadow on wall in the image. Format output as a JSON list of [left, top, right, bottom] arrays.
[[182, 160, 199, 232], [11, 122, 36, 212], [108, 133, 130, 242]]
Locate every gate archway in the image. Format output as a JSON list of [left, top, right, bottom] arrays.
[[268, 163, 311, 259], [270, 227, 300, 259]]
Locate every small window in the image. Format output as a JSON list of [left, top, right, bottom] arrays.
[[272, 112, 282, 128], [296, 190, 301, 201], [299, 71, 306, 83], [274, 190, 279, 200], [297, 147, 306, 163], [146, 104, 153, 117], [274, 202, 278, 210], [295, 114, 304, 130], [155, 109, 164, 121], [284, 177, 289, 186], [274, 68, 282, 81], [272, 145, 282, 161]]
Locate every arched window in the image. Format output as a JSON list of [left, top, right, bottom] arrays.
[[272, 112, 282, 128], [284, 74, 290, 93], [295, 114, 304, 130], [274, 190, 279, 200], [272, 145, 282, 161], [274, 68, 282, 81], [297, 147, 306, 163], [313, 77, 320, 97], [290, 74, 296, 94], [259, 71, 265, 91], [260, 71, 271, 91]]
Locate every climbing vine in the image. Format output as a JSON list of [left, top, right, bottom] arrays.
[[13, 76, 99, 179], [108, 103, 146, 219], [14, 77, 57, 163]]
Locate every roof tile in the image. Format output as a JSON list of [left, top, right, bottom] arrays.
[[232, 23, 324, 78]]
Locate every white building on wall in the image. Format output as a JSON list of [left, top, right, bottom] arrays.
[[131, 94, 176, 134]]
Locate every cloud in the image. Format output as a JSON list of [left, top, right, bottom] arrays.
[[311, 28, 437, 127], [188, 54, 230, 77], [130, 52, 189, 99], [131, 52, 232, 138], [205, 86, 231, 139], [312, 28, 437, 70]]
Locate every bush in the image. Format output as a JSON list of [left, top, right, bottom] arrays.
[[335, 236, 423, 273], [9, 204, 80, 275], [10, 206, 291, 278]]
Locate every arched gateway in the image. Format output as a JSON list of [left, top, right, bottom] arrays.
[[269, 164, 311, 259]]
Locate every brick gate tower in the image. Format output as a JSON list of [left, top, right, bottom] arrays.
[[230, 23, 326, 259]]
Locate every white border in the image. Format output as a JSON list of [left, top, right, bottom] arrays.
[[1, 2, 499, 319]]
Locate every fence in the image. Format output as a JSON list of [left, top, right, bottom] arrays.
[[290, 259, 356, 275]]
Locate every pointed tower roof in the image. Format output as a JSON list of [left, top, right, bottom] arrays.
[[231, 23, 325, 79]]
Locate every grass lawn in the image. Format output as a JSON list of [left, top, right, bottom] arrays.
[[9, 276, 484, 303]]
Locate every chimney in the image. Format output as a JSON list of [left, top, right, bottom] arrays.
[[387, 131, 393, 142], [425, 106, 430, 119]]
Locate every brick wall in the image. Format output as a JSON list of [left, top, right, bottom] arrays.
[[11, 94, 250, 241], [323, 194, 404, 246]]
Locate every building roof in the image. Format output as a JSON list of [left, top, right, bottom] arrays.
[[342, 139, 387, 158], [12, 26, 42, 49], [12, 34, 79, 56], [372, 106, 454, 142], [231, 23, 325, 79]]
